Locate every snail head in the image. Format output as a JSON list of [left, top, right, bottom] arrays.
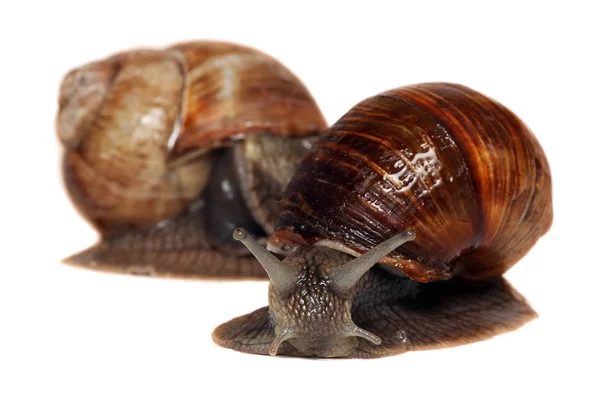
[[232, 228, 416, 358]]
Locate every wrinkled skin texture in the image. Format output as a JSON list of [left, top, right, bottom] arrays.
[[266, 248, 361, 357], [213, 247, 537, 358]]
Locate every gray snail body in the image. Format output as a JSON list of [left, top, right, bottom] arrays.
[[58, 45, 552, 358]]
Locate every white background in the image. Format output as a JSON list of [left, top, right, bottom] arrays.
[[1, 1, 598, 403]]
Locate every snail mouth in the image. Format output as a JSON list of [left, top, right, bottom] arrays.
[[272, 325, 382, 358]]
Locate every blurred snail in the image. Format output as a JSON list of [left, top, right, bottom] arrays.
[[57, 41, 326, 278], [212, 83, 552, 358]]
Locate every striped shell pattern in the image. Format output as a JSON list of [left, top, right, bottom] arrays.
[[58, 41, 326, 232], [273, 83, 552, 282]]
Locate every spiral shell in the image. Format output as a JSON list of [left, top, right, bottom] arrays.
[[272, 83, 552, 282], [58, 41, 326, 232]]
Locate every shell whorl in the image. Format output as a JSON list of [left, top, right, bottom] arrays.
[[273, 83, 552, 282], [168, 42, 325, 161]]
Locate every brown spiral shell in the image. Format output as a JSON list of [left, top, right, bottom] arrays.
[[57, 41, 326, 232], [272, 83, 552, 282]]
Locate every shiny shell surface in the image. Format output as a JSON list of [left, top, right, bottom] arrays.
[[274, 83, 552, 282]]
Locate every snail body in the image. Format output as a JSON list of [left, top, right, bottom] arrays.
[[213, 83, 552, 358], [58, 41, 326, 278]]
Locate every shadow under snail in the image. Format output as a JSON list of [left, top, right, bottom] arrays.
[[57, 42, 553, 358]]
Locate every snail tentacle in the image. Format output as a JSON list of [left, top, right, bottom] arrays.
[[347, 325, 382, 346], [330, 230, 416, 293], [268, 327, 294, 356], [233, 228, 297, 296]]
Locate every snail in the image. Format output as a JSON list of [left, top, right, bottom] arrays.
[[57, 41, 326, 278], [212, 83, 552, 358]]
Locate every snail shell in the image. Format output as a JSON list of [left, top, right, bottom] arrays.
[[272, 82, 553, 282], [57, 41, 326, 277]]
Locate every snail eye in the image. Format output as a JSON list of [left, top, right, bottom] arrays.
[[205, 148, 265, 253]]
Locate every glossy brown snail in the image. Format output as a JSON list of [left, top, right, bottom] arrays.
[[212, 83, 552, 358], [57, 45, 552, 358], [57, 41, 326, 278]]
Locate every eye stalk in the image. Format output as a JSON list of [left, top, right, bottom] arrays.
[[232, 228, 297, 296], [329, 229, 416, 293]]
